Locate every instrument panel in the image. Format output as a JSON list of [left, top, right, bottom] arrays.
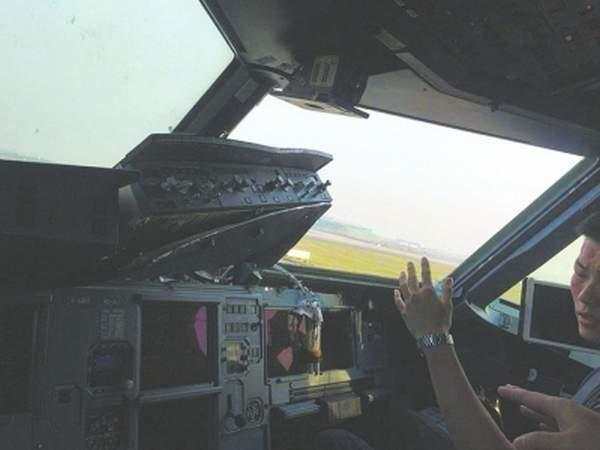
[[0, 283, 389, 450]]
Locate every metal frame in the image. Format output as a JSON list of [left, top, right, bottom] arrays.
[[453, 156, 600, 310]]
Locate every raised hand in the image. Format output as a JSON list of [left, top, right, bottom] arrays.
[[394, 257, 454, 338]]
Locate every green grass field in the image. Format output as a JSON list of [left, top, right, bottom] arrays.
[[283, 235, 521, 304]]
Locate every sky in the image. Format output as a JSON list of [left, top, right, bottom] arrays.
[[1, 1, 583, 259], [232, 96, 582, 258]]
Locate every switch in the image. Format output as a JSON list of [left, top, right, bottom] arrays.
[[225, 175, 249, 192], [264, 178, 278, 191], [222, 179, 236, 193], [249, 178, 261, 193], [307, 180, 332, 197], [279, 177, 293, 190], [318, 180, 332, 192], [276, 175, 286, 187]]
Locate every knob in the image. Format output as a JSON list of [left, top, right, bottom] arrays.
[[234, 414, 247, 428], [122, 379, 136, 401], [221, 180, 233, 193], [122, 379, 135, 391], [249, 178, 261, 192], [233, 175, 249, 191]]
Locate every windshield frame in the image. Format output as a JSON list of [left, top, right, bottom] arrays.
[[452, 155, 600, 309]]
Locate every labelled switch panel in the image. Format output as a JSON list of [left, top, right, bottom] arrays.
[[117, 134, 333, 259], [222, 299, 262, 374], [132, 162, 332, 213], [118, 134, 333, 218], [220, 298, 266, 437], [224, 340, 252, 374], [44, 289, 139, 398]]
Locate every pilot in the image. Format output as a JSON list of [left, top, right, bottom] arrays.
[[316, 212, 600, 450]]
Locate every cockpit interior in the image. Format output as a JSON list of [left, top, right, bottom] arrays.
[[2, 1, 600, 450]]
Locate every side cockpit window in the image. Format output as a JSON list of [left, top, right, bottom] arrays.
[[499, 238, 584, 305], [2, 0, 233, 167]]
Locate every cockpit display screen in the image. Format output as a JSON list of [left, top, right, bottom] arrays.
[[321, 309, 354, 372], [266, 309, 307, 377], [522, 278, 600, 355], [266, 308, 355, 378], [141, 302, 212, 389]]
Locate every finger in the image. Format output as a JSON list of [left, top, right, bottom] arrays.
[[421, 257, 433, 287], [398, 272, 411, 302], [407, 261, 418, 293], [394, 289, 406, 313], [441, 277, 454, 306], [519, 405, 557, 430], [498, 386, 566, 424], [513, 431, 562, 450]]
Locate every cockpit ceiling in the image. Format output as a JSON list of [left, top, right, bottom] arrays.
[[208, 0, 600, 155]]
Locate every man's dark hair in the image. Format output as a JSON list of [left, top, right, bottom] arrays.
[[577, 212, 600, 243]]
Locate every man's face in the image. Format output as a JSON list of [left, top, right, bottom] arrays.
[[570, 238, 600, 344]]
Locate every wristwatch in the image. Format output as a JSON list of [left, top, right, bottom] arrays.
[[416, 332, 454, 352]]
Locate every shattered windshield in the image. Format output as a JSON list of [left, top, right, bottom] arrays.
[[232, 95, 582, 292], [1, 1, 233, 167]]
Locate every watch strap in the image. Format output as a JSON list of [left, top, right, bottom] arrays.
[[416, 332, 454, 351]]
